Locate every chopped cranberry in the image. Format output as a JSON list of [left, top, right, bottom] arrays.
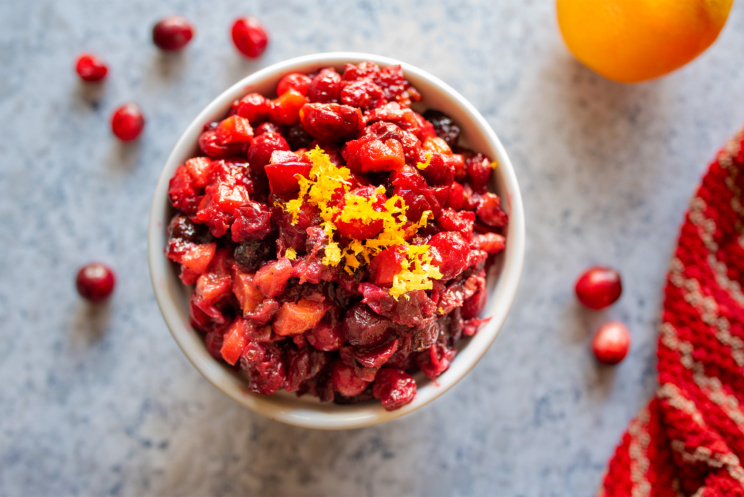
[[76, 263, 116, 302], [342, 303, 393, 347], [198, 129, 246, 158], [340, 79, 384, 109], [269, 89, 307, 126], [231, 17, 268, 58], [575, 266, 623, 310], [369, 246, 405, 286], [445, 181, 465, 210], [307, 68, 343, 103], [264, 154, 313, 196], [307, 316, 344, 351], [420, 153, 456, 187], [334, 186, 387, 240], [352, 339, 399, 368], [204, 330, 224, 359], [231, 201, 272, 242], [75, 53, 108, 82], [437, 209, 475, 241], [254, 122, 282, 136], [423, 109, 461, 147], [372, 368, 417, 411], [247, 131, 290, 175], [111, 103, 145, 141], [471, 233, 505, 254], [592, 322, 631, 365], [253, 258, 293, 298], [236, 93, 270, 123], [299, 103, 364, 143], [331, 360, 370, 397], [152, 16, 194, 51], [476, 193, 508, 228], [466, 153, 493, 193], [240, 342, 287, 395], [429, 231, 470, 280], [277, 72, 312, 96], [415, 343, 456, 379], [462, 288, 488, 319]]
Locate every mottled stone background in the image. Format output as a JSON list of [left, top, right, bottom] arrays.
[[2, 1, 744, 496]]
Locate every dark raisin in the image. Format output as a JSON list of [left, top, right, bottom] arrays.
[[234, 239, 274, 272], [286, 124, 314, 150], [423, 109, 461, 147]]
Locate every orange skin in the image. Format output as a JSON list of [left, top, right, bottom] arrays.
[[557, 0, 734, 83]]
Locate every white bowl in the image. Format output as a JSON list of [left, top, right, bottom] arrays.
[[148, 52, 524, 430]]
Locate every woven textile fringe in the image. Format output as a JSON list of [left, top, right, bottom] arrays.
[[599, 130, 744, 497]]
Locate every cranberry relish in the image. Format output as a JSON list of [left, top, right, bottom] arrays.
[[166, 62, 507, 411]]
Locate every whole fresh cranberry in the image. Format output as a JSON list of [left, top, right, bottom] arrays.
[[592, 321, 631, 365], [111, 103, 145, 141], [152, 16, 195, 51], [575, 266, 622, 310], [231, 17, 268, 58], [75, 53, 108, 82], [76, 263, 116, 302]]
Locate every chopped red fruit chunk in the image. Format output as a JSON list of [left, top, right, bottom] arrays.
[[369, 246, 405, 286], [216, 115, 254, 145], [299, 103, 364, 142], [352, 339, 399, 368], [471, 233, 505, 254], [277, 72, 312, 96], [307, 68, 343, 103], [236, 93, 270, 123], [372, 368, 417, 411], [270, 89, 307, 126], [247, 131, 290, 174], [220, 318, 248, 365], [415, 343, 456, 379], [273, 299, 327, 336], [331, 361, 370, 397], [429, 231, 470, 279], [265, 160, 312, 197], [198, 128, 247, 158], [476, 193, 508, 227], [231, 201, 272, 242], [466, 153, 493, 193], [232, 270, 264, 315], [307, 318, 345, 351], [420, 152, 456, 187], [342, 303, 393, 347], [334, 186, 387, 240], [437, 209, 475, 241], [253, 258, 293, 298]]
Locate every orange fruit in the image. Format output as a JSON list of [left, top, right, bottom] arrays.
[[556, 0, 733, 83]]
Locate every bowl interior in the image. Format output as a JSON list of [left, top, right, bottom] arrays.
[[148, 52, 524, 429]]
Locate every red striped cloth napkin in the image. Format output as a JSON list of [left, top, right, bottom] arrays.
[[599, 130, 744, 497]]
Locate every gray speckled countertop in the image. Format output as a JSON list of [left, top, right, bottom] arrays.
[[2, 1, 744, 496]]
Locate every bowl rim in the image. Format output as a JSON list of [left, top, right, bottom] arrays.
[[148, 51, 525, 430]]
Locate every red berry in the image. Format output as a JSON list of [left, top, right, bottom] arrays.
[[111, 103, 145, 141], [76, 263, 116, 302], [75, 53, 108, 82], [575, 266, 623, 310], [231, 17, 268, 58], [372, 368, 417, 411], [152, 16, 195, 51], [592, 321, 631, 365], [276, 72, 312, 96]]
